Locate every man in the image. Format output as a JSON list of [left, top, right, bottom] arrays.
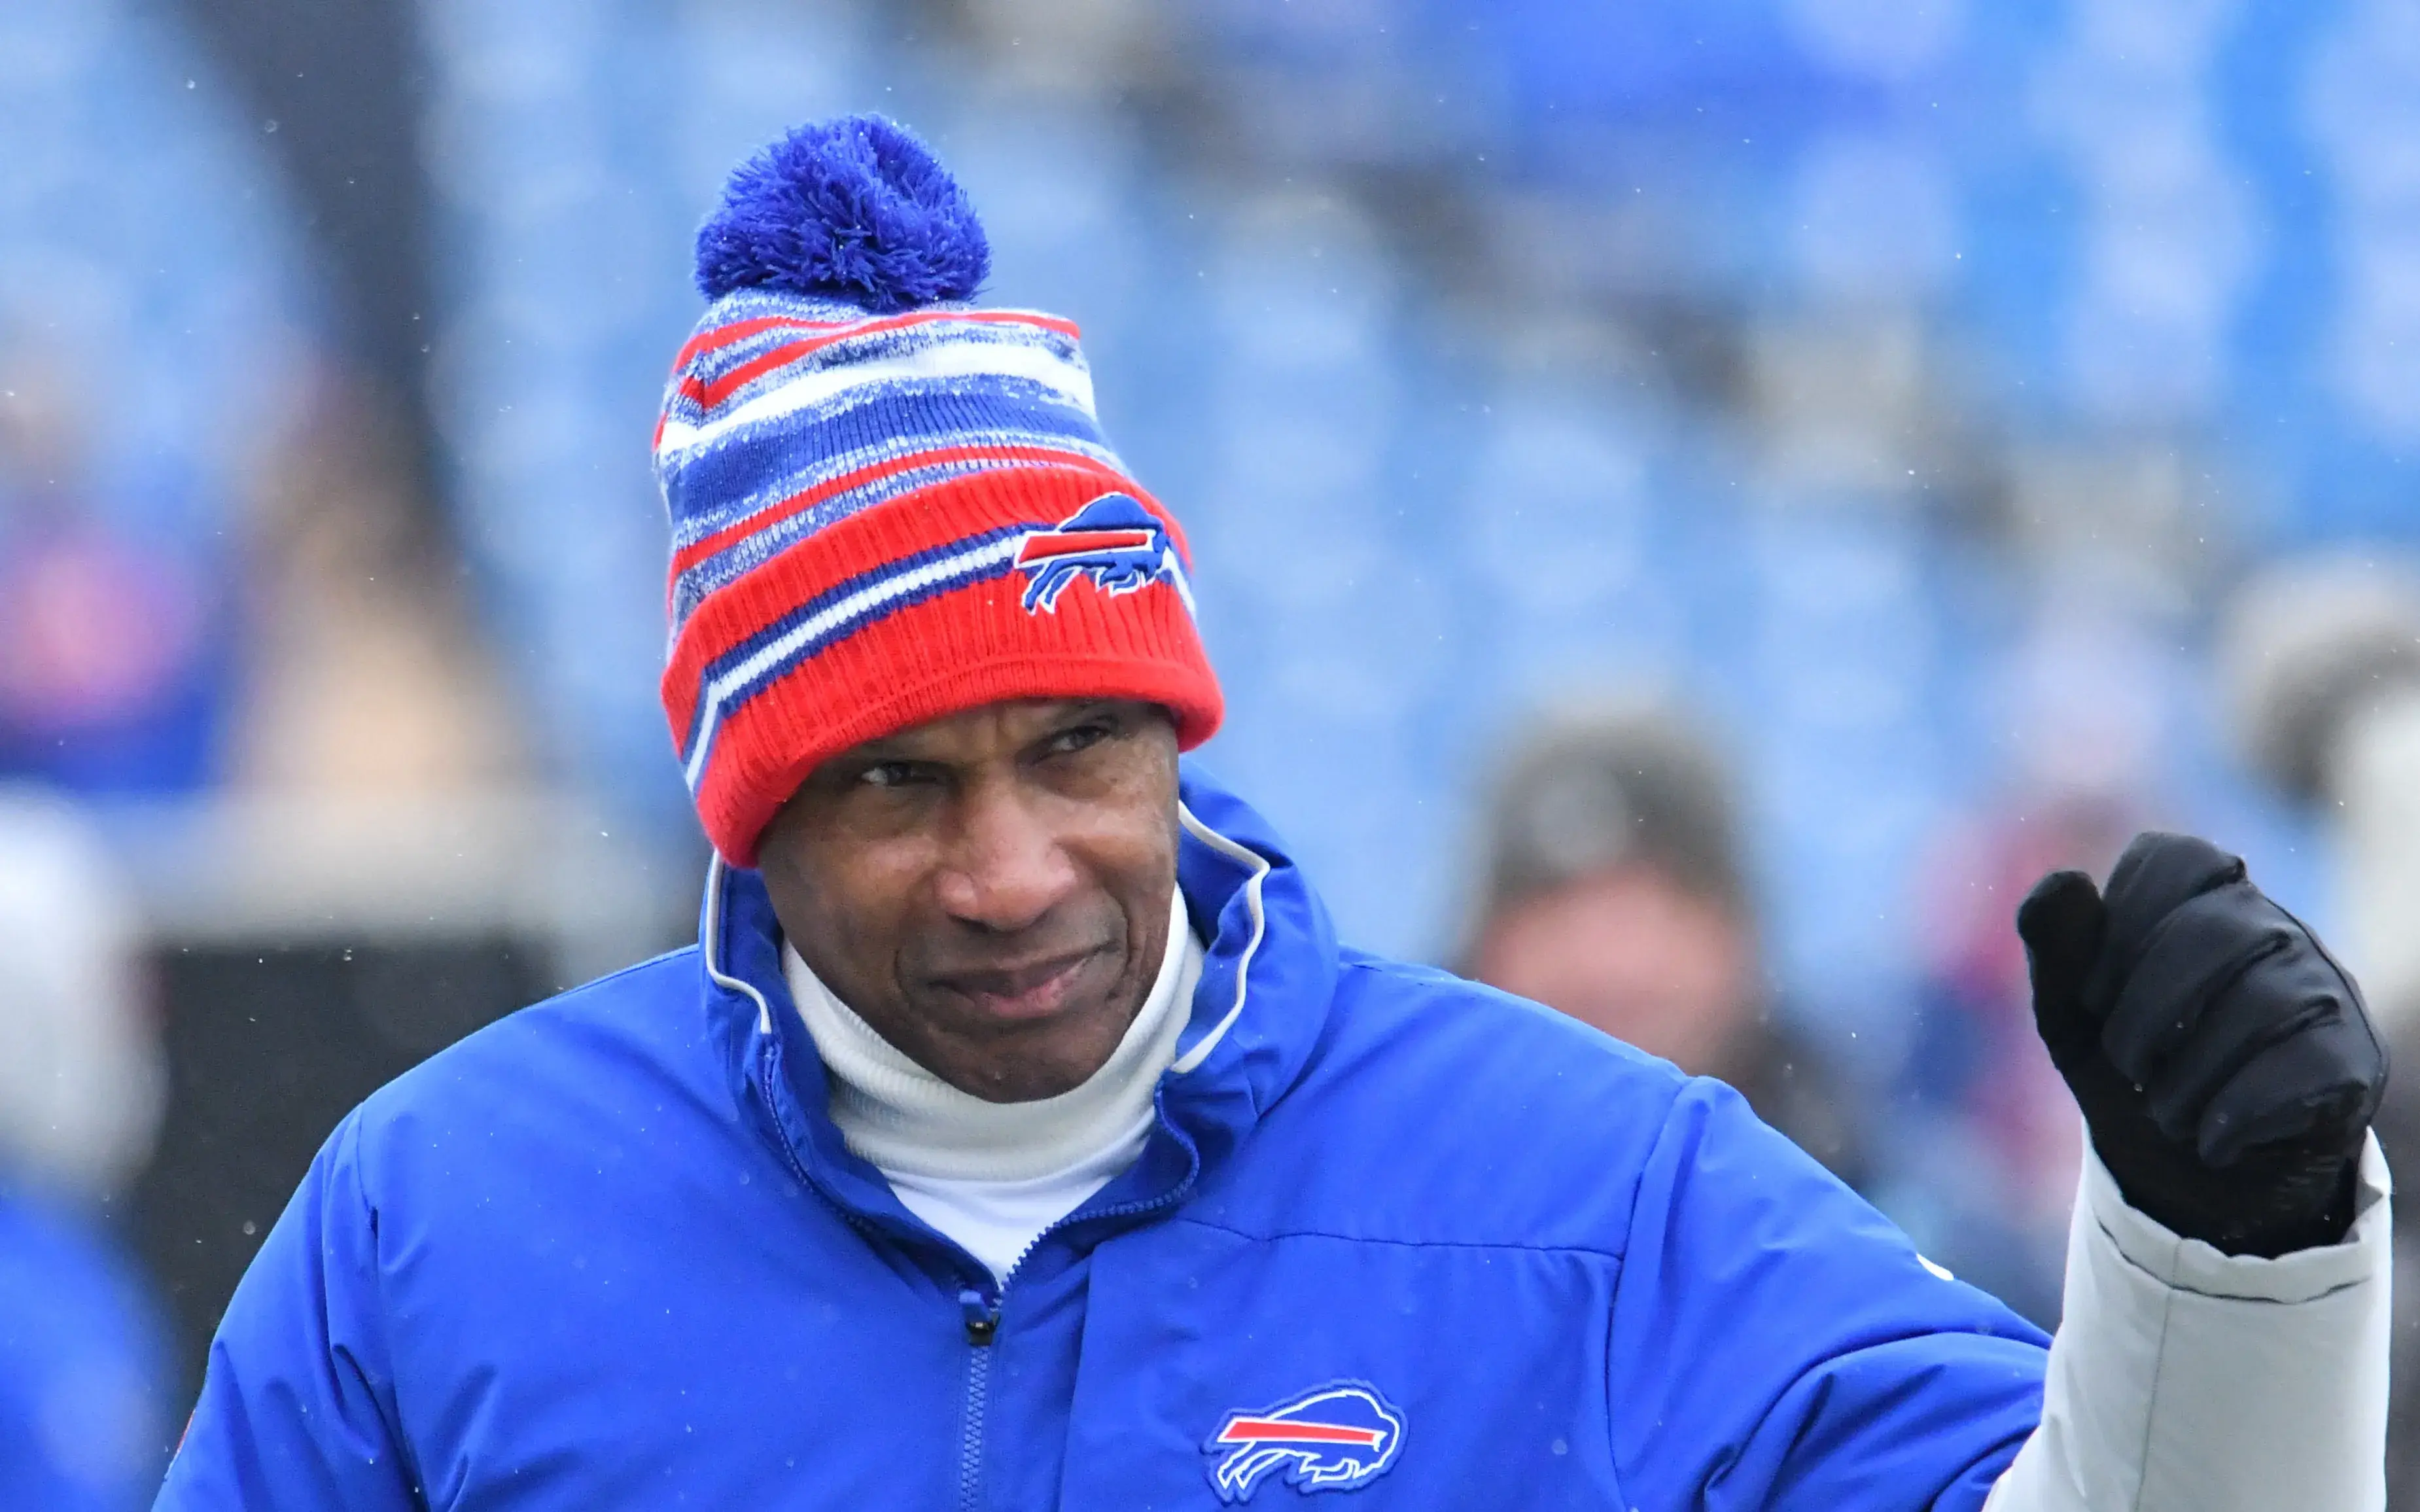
[[1463, 704, 1866, 1187], [159, 116, 2390, 1509]]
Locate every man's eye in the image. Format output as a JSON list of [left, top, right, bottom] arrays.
[[857, 761, 921, 789], [1049, 722, 1113, 756]]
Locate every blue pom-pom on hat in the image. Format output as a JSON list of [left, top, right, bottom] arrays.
[[693, 113, 989, 311]]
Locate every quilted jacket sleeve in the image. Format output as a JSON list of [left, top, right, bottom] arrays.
[[1606, 1078, 2050, 1511], [154, 1110, 422, 1511], [1985, 1133, 2391, 1512]]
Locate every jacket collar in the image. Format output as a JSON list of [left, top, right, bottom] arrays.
[[697, 764, 1339, 1242]]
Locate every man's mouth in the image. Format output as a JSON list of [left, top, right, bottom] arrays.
[[929, 947, 1106, 1022]]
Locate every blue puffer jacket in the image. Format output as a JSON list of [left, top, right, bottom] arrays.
[[158, 771, 2048, 1510]]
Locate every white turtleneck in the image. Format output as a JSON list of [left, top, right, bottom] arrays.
[[783, 887, 1203, 1283]]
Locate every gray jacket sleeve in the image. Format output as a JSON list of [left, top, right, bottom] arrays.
[[1986, 1131, 2392, 1511]]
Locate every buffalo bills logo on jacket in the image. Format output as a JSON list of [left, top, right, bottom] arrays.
[[1203, 1382, 1405, 1502], [1015, 493, 1197, 615]]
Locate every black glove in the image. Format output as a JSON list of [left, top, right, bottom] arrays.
[[2016, 832, 2387, 1257]]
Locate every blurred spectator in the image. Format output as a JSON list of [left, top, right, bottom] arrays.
[[1887, 798, 2133, 1328], [2222, 554, 2420, 1503], [1871, 583, 2186, 1328], [0, 353, 228, 794], [1462, 703, 1868, 1190], [0, 787, 172, 1508], [230, 374, 523, 796]]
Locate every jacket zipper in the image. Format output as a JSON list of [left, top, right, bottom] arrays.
[[958, 1286, 998, 1512], [949, 1153, 1203, 1512]]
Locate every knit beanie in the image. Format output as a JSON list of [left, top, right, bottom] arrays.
[[654, 116, 1223, 865]]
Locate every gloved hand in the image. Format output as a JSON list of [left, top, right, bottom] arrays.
[[2016, 832, 2387, 1257]]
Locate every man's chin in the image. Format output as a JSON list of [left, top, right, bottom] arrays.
[[945, 1026, 1127, 1101]]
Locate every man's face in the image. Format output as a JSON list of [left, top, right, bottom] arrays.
[[757, 698, 1181, 1102]]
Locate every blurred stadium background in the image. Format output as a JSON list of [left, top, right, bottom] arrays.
[[8, 0, 2420, 1500]]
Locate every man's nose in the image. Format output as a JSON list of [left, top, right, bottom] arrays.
[[933, 783, 1080, 934]]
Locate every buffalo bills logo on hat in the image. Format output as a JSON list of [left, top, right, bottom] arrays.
[[1204, 1381, 1405, 1502], [1015, 493, 1197, 615]]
